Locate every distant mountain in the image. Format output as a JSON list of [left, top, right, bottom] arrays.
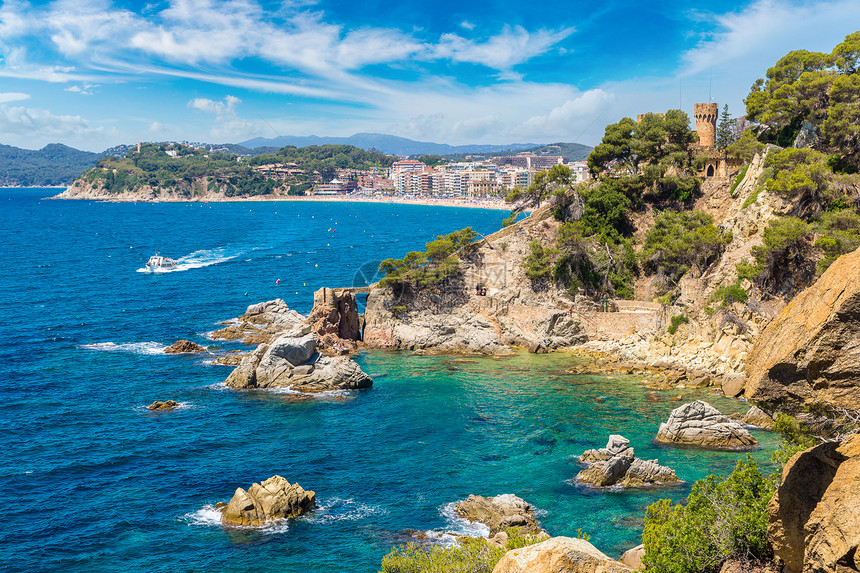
[[0, 143, 105, 186], [437, 142, 593, 163], [238, 133, 542, 157]]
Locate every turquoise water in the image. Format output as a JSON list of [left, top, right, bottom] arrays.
[[0, 189, 776, 572]]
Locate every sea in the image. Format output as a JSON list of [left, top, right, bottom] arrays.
[[0, 188, 777, 572]]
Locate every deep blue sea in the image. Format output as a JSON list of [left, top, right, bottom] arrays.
[[0, 188, 777, 572]]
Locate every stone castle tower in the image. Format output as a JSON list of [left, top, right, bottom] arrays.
[[694, 103, 718, 147]]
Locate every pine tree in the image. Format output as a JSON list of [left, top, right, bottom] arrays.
[[716, 104, 736, 151]]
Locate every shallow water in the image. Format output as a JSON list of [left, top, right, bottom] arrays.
[[0, 189, 776, 572]]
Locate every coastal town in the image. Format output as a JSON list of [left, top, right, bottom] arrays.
[[257, 152, 591, 198]]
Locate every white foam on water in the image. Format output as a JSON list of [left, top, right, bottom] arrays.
[[183, 505, 290, 534], [268, 386, 352, 399], [310, 497, 387, 524], [439, 502, 490, 538], [80, 341, 167, 355], [205, 381, 230, 392]]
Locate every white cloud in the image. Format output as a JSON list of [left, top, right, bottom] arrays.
[[433, 26, 574, 70], [460, 21, 475, 31], [518, 90, 615, 137], [0, 104, 99, 138], [188, 94, 257, 140], [0, 91, 30, 103], [65, 83, 98, 95]]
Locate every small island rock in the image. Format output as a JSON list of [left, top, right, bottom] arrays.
[[491, 536, 634, 573], [147, 399, 180, 410], [576, 435, 680, 488], [655, 400, 758, 450], [219, 475, 315, 527], [164, 340, 206, 353], [455, 494, 542, 536], [224, 333, 372, 392]]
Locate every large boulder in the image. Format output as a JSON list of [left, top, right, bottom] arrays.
[[741, 406, 776, 430], [212, 299, 308, 345], [655, 400, 758, 450], [619, 544, 645, 570], [455, 494, 542, 536], [224, 334, 372, 392], [219, 475, 315, 527], [147, 399, 179, 410], [492, 536, 634, 573], [745, 246, 860, 411], [576, 435, 680, 488], [768, 434, 860, 573]]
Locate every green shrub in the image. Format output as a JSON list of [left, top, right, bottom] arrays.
[[741, 188, 760, 209], [642, 210, 731, 283], [771, 413, 818, 468], [667, 314, 688, 334], [711, 284, 749, 307], [524, 240, 554, 281], [729, 165, 749, 197], [380, 530, 549, 573], [378, 228, 478, 290], [642, 458, 775, 573]]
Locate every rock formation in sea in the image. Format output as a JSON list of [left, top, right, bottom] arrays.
[[454, 494, 543, 536], [164, 340, 206, 353], [212, 299, 307, 345], [491, 536, 634, 573], [225, 332, 372, 392], [655, 400, 758, 450], [308, 287, 362, 352], [218, 475, 315, 527], [147, 399, 179, 410], [741, 405, 776, 429], [215, 299, 373, 392], [768, 434, 860, 573], [576, 435, 680, 487], [745, 246, 860, 412]]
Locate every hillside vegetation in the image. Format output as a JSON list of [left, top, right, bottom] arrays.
[[76, 142, 393, 197], [0, 143, 103, 186]]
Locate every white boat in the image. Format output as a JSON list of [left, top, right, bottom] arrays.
[[145, 254, 177, 271]]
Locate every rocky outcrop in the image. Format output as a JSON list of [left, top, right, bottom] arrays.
[[164, 340, 206, 353], [219, 475, 315, 527], [147, 399, 179, 410], [454, 494, 542, 536], [655, 401, 758, 450], [576, 435, 680, 488], [768, 434, 860, 573], [308, 288, 361, 352], [224, 333, 372, 392], [745, 246, 860, 411], [741, 406, 776, 430], [492, 536, 634, 573], [620, 545, 645, 570], [212, 299, 308, 345]]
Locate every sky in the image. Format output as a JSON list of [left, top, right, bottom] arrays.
[[0, 0, 858, 152]]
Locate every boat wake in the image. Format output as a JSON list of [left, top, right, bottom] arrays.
[[137, 246, 242, 273], [80, 341, 167, 355]]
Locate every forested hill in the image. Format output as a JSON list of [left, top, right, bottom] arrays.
[[0, 143, 105, 186], [73, 142, 395, 197]]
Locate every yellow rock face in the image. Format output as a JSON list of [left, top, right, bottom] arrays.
[[745, 246, 860, 410]]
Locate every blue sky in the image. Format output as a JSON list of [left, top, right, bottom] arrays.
[[0, 0, 858, 151]]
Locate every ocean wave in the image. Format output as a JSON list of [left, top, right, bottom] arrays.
[[310, 497, 387, 524], [268, 386, 352, 399], [80, 341, 167, 355]]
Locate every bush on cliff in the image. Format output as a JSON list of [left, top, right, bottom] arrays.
[[378, 228, 478, 291], [380, 529, 549, 573], [642, 210, 731, 285], [642, 458, 774, 573]]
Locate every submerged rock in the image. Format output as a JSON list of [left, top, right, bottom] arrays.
[[768, 434, 860, 573], [164, 340, 206, 353], [455, 494, 542, 536], [576, 435, 679, 488], [492, 536, 634, 573], [224, 333, 372, 392], [655, 400, 758, 450], [219, 475, 315, 527], [147, 399, 179, 410]]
